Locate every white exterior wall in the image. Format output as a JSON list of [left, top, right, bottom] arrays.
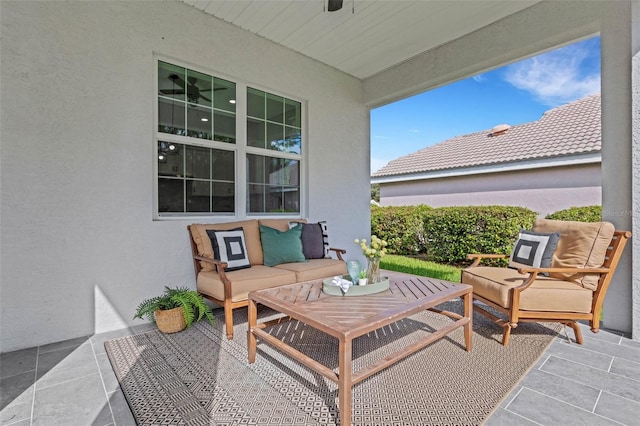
[[379, 164, 602, 218], [0, 1, 370, 352], [600, 1, 635, 333], [632, 0, 640, 342], [364, 1, 638, 337]]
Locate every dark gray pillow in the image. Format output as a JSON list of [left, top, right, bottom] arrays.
[[289, 221, 329, 259]]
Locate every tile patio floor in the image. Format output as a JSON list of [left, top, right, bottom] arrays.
[[1, 315, 639, 425]]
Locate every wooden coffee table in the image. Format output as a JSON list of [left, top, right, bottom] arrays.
[[247, 274, 472, 426]]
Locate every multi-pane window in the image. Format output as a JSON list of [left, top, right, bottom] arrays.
[[156, 60, 302, 217], [247, 154, 300, 213], [247, 88, 301, 154], [158, 142, 235, 213]]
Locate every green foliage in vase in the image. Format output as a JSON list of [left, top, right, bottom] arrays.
[[133, 286, 215, 329]]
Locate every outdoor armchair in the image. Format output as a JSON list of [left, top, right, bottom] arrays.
[[461, 219, 631, 346]]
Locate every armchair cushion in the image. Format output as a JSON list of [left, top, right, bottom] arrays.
[[462, 267, 593, 313], [508, 230, 560, 272], [532, 219, 615, 290]]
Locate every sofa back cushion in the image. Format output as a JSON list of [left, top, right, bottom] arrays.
[[190, 220, 263, 271], [532, 219, 615, 290], [258, 218, 306, 232]]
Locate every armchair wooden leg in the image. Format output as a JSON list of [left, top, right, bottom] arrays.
[[501, 323, 513, 346], [566, 321, 583, 344]]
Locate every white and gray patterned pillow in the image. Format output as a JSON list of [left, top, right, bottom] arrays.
[[508, 230, 560, 272], [206, 227, 251, 271], [289, 221, 330, 259]]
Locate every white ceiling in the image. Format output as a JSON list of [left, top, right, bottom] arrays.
[[180, 0, 540, 79]]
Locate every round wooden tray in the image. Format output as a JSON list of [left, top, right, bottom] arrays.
[[322, 276, 390, 296]]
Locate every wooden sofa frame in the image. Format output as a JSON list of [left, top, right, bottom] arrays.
[[187, 225, 346, 339], [464, 230, 631, 346]]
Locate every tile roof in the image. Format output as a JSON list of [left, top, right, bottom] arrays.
[[372, 93, 601, 177]]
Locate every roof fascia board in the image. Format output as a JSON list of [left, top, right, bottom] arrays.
[[371, 152, 601, 184]]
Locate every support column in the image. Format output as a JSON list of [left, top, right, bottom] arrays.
[[601, 1, 635, 335], [631, 0, 640, 341]]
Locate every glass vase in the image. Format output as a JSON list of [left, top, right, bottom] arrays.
[[366, 257, 381, 284]]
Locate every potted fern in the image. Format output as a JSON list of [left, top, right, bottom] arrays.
[[134, 286, 215, 333]]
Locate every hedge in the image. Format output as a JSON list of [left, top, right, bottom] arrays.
[[422, 206, 537, 265], [370, 204, 602, 266], [545, 205, 602, 222], [371, 205, 432, 255]]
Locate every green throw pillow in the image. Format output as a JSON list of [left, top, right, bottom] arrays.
[[260, 223, 307, 267]]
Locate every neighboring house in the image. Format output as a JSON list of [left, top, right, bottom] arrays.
[[372, 94, 602, 217]]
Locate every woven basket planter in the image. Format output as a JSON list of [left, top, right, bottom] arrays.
[[155, 307, 186, 333]]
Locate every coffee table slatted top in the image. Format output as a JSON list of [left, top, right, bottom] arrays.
[[248, 276, 470, 339]]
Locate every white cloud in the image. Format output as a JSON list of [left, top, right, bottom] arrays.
[[503, 42, 600, 106], [409, 129, 419, 133], [472, 74, 485, 83]]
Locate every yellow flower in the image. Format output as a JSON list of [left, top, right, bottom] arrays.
[[355, 235, 388, 259]]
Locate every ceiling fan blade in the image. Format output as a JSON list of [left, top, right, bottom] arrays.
[[199, 94, 212, 103], [168, 74, 185, 89], [159, 89, 186, 95]]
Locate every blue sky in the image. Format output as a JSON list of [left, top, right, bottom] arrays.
[[370, 36, 601, 173]]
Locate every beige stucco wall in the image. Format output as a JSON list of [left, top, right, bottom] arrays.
[[0, 1, 369, 352], [379, 164, 602, 218]]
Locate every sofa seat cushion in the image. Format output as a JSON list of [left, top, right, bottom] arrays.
[[190, 220, 262, 271], [462, 267, 593, 313], [197, 265, 297, 303], [273, 258, 347, 282], [532, 219, 615, 290]]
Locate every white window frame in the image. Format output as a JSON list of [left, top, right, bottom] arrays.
[[153, 55, 306, 221]]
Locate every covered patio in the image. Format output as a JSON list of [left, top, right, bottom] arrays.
[[1, 0, 639, 424]]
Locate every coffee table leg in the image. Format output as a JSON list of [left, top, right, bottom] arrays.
[[463, 291, 472, 352], [247, 298, 257, 363], [338, 338, 352, 425]]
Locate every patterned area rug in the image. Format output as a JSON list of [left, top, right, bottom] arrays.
[[105, 301, 561, 425]]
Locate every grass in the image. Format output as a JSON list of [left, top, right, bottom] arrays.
[[380, 254, 462, 282]]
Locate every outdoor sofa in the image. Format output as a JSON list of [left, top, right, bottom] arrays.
[[189, 219, 347, 338]]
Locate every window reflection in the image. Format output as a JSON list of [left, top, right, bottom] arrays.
[[158, 63, 236, 143], [158, 141, 235, 214], [157, 61, 303, 217], [247, 154, 299, 213]]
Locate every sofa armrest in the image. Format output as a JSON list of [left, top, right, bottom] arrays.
[[329, 247, 346, 261], [193, 255, 231, 281], [466, 253, 507, 267]]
